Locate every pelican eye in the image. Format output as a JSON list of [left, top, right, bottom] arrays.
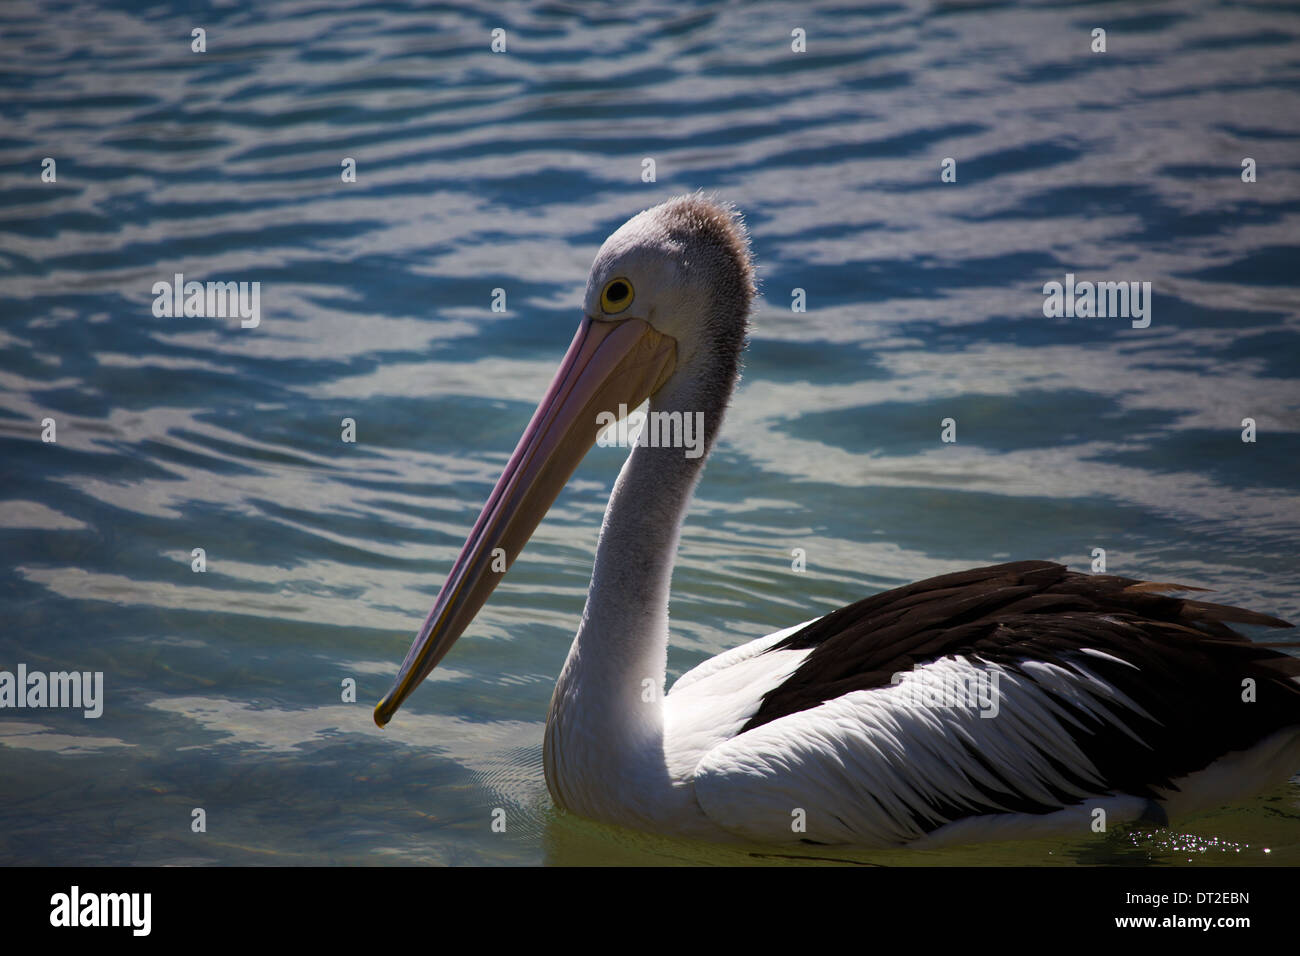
[[600, 278, 634, 314]]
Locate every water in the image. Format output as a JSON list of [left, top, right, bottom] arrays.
[[2, 0, 1299, 866]]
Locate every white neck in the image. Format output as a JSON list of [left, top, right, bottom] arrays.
[[543, 377, 721, 827]]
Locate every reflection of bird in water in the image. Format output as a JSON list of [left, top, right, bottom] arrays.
[[375, 195, 1300, 848]]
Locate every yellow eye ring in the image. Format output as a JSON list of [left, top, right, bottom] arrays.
[[600, 277, 634, 314]]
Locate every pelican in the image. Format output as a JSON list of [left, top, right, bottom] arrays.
[[375, 195, 1300, 848]]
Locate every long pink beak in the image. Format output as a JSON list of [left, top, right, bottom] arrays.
[[375, 316, 677, 727]]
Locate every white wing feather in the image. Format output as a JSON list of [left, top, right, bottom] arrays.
[[692, 655, 1145, 847]]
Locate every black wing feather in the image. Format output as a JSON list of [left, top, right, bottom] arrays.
[[742, 561, 1300, 828]]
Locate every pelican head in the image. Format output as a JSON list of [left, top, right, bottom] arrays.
[[375, 195, 755, 726]]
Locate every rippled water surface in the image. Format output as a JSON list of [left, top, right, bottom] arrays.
[[2, 0, 1299, 866]]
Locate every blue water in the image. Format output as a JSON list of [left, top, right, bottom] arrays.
[[2, 0, 1299, 865]]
